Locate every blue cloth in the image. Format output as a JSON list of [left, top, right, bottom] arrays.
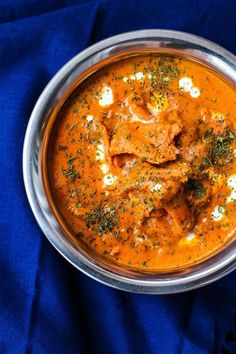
[[0, 0, 236, 353]]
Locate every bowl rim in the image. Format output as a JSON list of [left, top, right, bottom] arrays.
[[23, 29, 236, 294]]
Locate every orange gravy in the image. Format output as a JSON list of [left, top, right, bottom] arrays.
[[47, 54, 236, 270]]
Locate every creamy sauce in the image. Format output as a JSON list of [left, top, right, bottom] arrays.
[[47, 54, 236, 270]]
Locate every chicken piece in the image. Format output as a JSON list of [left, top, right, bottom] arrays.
[[110, 97, 183, 165], [177, 122, 210, 174], [164, 193, 194, 236], [113, 153, 194, 242], [110, 120, 182, 164], [180, 140, 209, 174], [133, 88, 177, 118], [111, 155, 192, 238], [134, 216, 177, 246], [126, 92, 166, 123], [113, 155, 191, 209], [129, 103, 155, 123], [101, 91, 178, 134], [134, 210, 188, 246], [130, 194, 193, 246]]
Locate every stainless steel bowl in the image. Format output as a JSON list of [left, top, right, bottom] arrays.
[[23, 29, 236, 294]]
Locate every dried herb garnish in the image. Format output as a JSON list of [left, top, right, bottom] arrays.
[[85, 207, 118, 236], [186, 179, 206, 199], [143, 56, 179, 89], [61, 158, 81, 182], [202, 128, 235, 167]]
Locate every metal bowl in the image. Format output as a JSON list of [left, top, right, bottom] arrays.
[[23, 29, 236, 294]]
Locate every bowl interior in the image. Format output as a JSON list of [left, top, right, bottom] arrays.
[[23, 30, 236, 293]]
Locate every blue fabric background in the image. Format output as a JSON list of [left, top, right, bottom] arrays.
[[0, 0, 236, 353]]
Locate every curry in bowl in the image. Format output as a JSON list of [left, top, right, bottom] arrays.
[[45, 53, 236, 271]]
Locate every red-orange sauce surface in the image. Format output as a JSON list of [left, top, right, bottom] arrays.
[[47, 54, 236, 270]]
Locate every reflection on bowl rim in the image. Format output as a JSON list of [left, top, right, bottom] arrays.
[[23, 29, 236, 294]]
